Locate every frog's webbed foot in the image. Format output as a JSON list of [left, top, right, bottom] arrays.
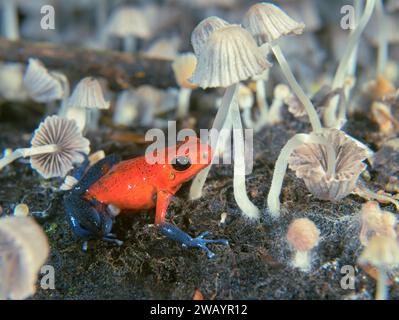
[[159, 223, 229, 258]]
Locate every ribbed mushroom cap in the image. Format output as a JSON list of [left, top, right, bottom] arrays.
[[0, 216, 49, 300], [23, 58, 64, 103], [30, 115, 90, 178], [191, 16, 230, 56], [67, 77, 110, 110], [172, 53, 198, 89], [288, 129, 372, 201], [105, 6, 152, 39], [287, 218, 320, 252], [359, 235, 399, 269], [191, 25, 271, 89], [242, 2, 305, 45]]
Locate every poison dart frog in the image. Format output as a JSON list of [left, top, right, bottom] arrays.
[[64, 137, 228, 258]]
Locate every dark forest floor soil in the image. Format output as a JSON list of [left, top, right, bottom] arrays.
[[0, 102, 398, 300]]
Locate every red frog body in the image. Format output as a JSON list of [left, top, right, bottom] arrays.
[[84, 138, 212, 224], [64, 137, 228, 258]]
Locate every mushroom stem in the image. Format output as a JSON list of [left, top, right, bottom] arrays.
[[176, 88, 192, 120], [376, 0, 388, 76], [256, 79, 269, 117], [376, 267, 388, 300], [293, 250, 311, 272], [56, 73, 71, 117], [270, 44, 322, 132], [231, 97, 260, 219], [324, 0, 376, 128], [267, 132, 337, 217], [124, 36, 137, 52], [2, 0, 19, 40], [0, 144, 59, 171], [189, 84, 237, 200], [347, 0, 363, 79], [242, 108, 255, 129]]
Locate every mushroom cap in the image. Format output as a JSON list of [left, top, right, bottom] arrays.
[[23, 58, 64, 103], [105, 6, 152, 39], [191, 16, 230, 56], [242, 2, 305, 45], [286, 218, 320, 252], [0, 216, 49, 300], [359, 235, 399, 269], [67, 77, 110, 110], [30, 115, 90, 178], [288, 129, 372, 201], [172, 53, 198, 89], [191, 25, 271, 89], [143, 37, 180, 61]]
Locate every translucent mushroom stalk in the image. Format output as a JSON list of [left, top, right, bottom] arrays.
[[376, 267, 388, 300], [176, 87, 192, 120], [2, 0, 19, 40], [0, 144, 59, 171], [231, 96, 260, 218], [324, 0, 376, 128], [376, 0, 388, 76], [293, 250, 311, 271], [267, 133, 336, 217], [190, 84, 237, 200], [270, 44, 322, 132]]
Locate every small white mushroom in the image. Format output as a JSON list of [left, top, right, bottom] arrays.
[[243, 2, 322, 133], [267, 84, 290, 125], [0, 115, 90, 178], [172, 52, 198, 120], [0, 216, 49, 300], [67, 77, 110, 131], [104, 6, 152, 52], [358, 235, 399, 300]]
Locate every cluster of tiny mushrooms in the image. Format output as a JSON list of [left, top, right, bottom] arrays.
[[0, 1, 399, 300]]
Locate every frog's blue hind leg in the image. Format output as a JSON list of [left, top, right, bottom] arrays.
[[160, 223, 229, 259], [64, 154, 122, 245]]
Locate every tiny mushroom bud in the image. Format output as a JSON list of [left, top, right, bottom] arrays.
[[143, 37, 180, 61], [358, 235, 399, 300], [286, 218, 320, 272], [0, 216, 49, 300], [172, 52, 198, 120], [267, 83, 290, 125], [237, 84, 255, 128], [0, 115, 90, 178]]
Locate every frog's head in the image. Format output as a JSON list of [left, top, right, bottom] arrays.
[[162, 137, 212, 188]]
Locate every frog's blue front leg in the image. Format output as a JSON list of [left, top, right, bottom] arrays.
[[159, 223, 229, 258]]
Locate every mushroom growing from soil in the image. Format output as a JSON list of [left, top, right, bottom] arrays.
[[0, 115, 90, 178], [189, 23, 271, 219], [324, 0, 377, 128], [360, 201, 397, 246], [172, 52, 198, 120], [242, 2, 322, 132], [267, 128, 371, 217], [66, 77, 110, 131], [0, 216, 49, 300], [104, 6, 152, 52], [286, 218, 320, 272], [358, 235, 399, 300]]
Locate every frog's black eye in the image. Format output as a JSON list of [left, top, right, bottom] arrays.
[[172, 156, 192, 171]]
